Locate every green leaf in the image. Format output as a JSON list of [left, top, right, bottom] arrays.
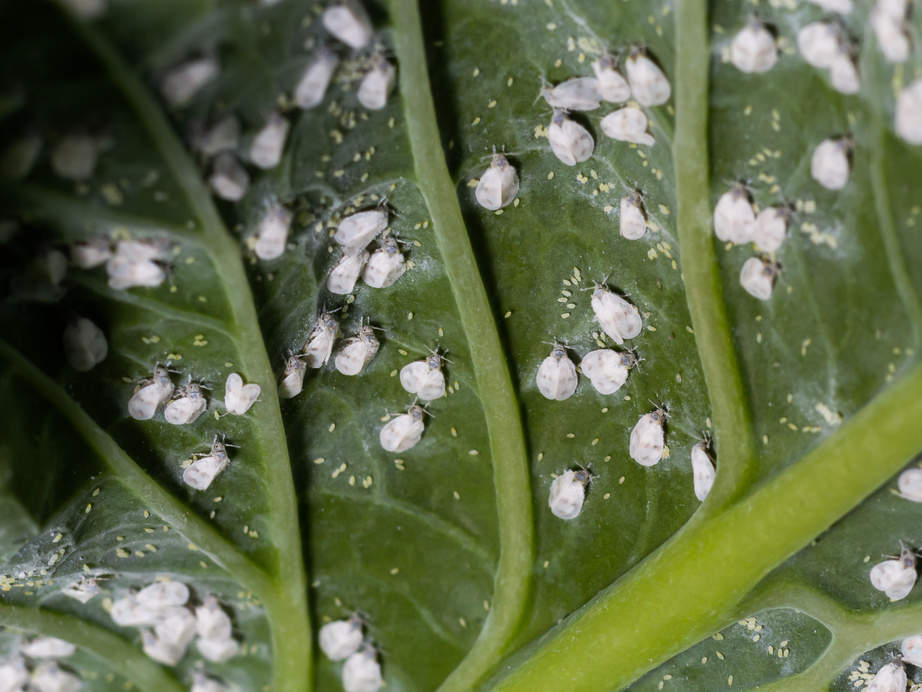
[[1, 0, 922, 691]]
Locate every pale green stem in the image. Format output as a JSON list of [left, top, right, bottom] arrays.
[[388, 1, 535, 691]]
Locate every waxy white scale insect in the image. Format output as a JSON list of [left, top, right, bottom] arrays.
[[730, 19, 778, 74], [0, 657, 27, 691], [160, 58, 219, 108], [629, 409, 666, 467], [540, 77, 602, 111], [548, 110, 594, 166], [897, 468, 922, 502], [600, 107, 655, 146], [278, 356, 307, 399], [335, 325, 379, 376], [811, 138, 850, 190], [591, 284, 642, 345], [318, 615, 364, 661], [322, 0, 374, 50], [209, 152, 250, 201], [192, 673, 229, 692], [164, 383, 207, 425], [379, 405, 426, 453], [183, 438, 232, 491], [797, 22, 841, 69], [224, 373, 260, 415], [580, 349, 635, 395], [902, 635, 922, 666], [254, 201, 293, 261], [295, 49, 339, 110], [548, 469, 593, 520], [619, 193, 647, 240], [866, 661, 907, 692], [63, 316, 107, 372], [896, 79, 922, 144], [250, 112, 289, 169], [625, 49, 671, 107], [29, 663, 81, 692], [830, 50, 860, 95], [21, 637, 76, 659], [713, 186, 756, 244], [52, 133, 97, 181], [400, 352, 446, 400], [328, 249, 369, 295], [807, 0, 853, 14], [342, 647, 384, 692], [2, 133, 42, 181], [362, 237, 406, 288], [475, 152, 519, 210], [194, 114, 240, 157], [197, 635, 240, 663], [335, 207, 388, 251], [61, 577, 100, 604], [753, 207, 787, 252], [535, 343, 578, 401], [870, 545, 918, 600], [592, 55, 631, 103], [691, 441, 716, 501], [739, 257, 779, 300], [70, 238, 112, 269], [128, 366, 174, 420], [871, 5, 911, 64], [303, 311, 341, 367], [358, 56, 396, 111], [195, 597, 233, 642]]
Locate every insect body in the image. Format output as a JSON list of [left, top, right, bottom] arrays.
[[591, 285, 642, 344], [183, 438, 232, 491], [870, 545, 918, 600], [691, 441, 716, 501], [63, 316, 107, 372], [630, 409, 666, 466], [399, 352, 446, 400], [580, 349, 635, 395], [548, 469, 593, 520], [535, 343, 578, 401], [303, 311, 341, 367], [548, 110, 594, 166], [600, 107, 655, 146], [335, 325, 379, 376], [319, 615, 364, 661], [224, 373, 260, 415], [475, 152, 519, 210], [379, 406, 426, 453], [128, 367, 174, 420], [164, 383, 207, 425], [361, 237, 406, 288]]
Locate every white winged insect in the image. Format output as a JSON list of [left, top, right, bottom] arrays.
[[739, 256, 779, 300], [753, 206, 788, 253], [195, 597, 233, 642], [335, 324, 379, 376], [590, 284, 643, 344], [870, 544, 918, 600], [580, 349, 635, 395], [540, 77, 602, 111], [254, 200, 293, 261], [871, 6, 911, 64], [70, 238, 112, 268], [807, 0, 853, 13], [295, 49, 339, 110], [197, 635, 240, 663], [183, 437, 234, 491], [535, 342, 578, 401], [897, 468, 922, 502], [160, 57, 218, 107], [250, 112, 289, 169], [548, 109, 594, 166], [208, 152, 249, 201], [379, 405, 426, 453], [400, 351, 446, 400], [194, 114, 240, 157], [797, 22, 842, 69], [136, 580, 190, 608], [630, 408, 666, 467], [830, 48, 860, 95], [475, 151, 519, 210], [896, 78, 922, 145], [153, 607, 197, 652], [866, 660, 908, 692], [619, 193, 647, 240], [318, 614, 364, 661], [60, 577, 100, 604], [128, 366, 174, 420], [713, 184, 756, 244], [811, 138, 851, 190], [51, 132, 98, 181], [224, 373, 260, 415], [63, 316, 107, 372], [342, 646, 384, 692], [303, 310, 341, 367], [29, 663, 81, 692], [141, 629, 187, 666], [278, 355, 307, 399], [902, 635, 922, 666], [334, 206, 389, 251], [357, 56, 396, 111], [691, 439, 716, 501], [600, 107, 655, 146], [21, 637, 76, 658], [0, 657, 27, 691], [361, 236, 406, 288], [164, 383, 208, 425], [592, 55, 631, 103], [625, 48, 671, 106], [192, 673, 230, 692], [328, 248, 370, 295], [548, 468, 594, 520], [322, 0, 374, 50], [730, 19, 778, 74]]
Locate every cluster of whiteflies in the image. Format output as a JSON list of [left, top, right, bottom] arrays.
[[110, 582, 240, 667], [0, 636, 81, 692], [72, 237, 172, 290], [318, 615, 384, 692]]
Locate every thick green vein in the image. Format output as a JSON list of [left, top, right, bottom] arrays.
[[672, 0, 756, 506], [55, 6, 310, 691], [0, 602, 185, 692], [388, 1, 534, 690]]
